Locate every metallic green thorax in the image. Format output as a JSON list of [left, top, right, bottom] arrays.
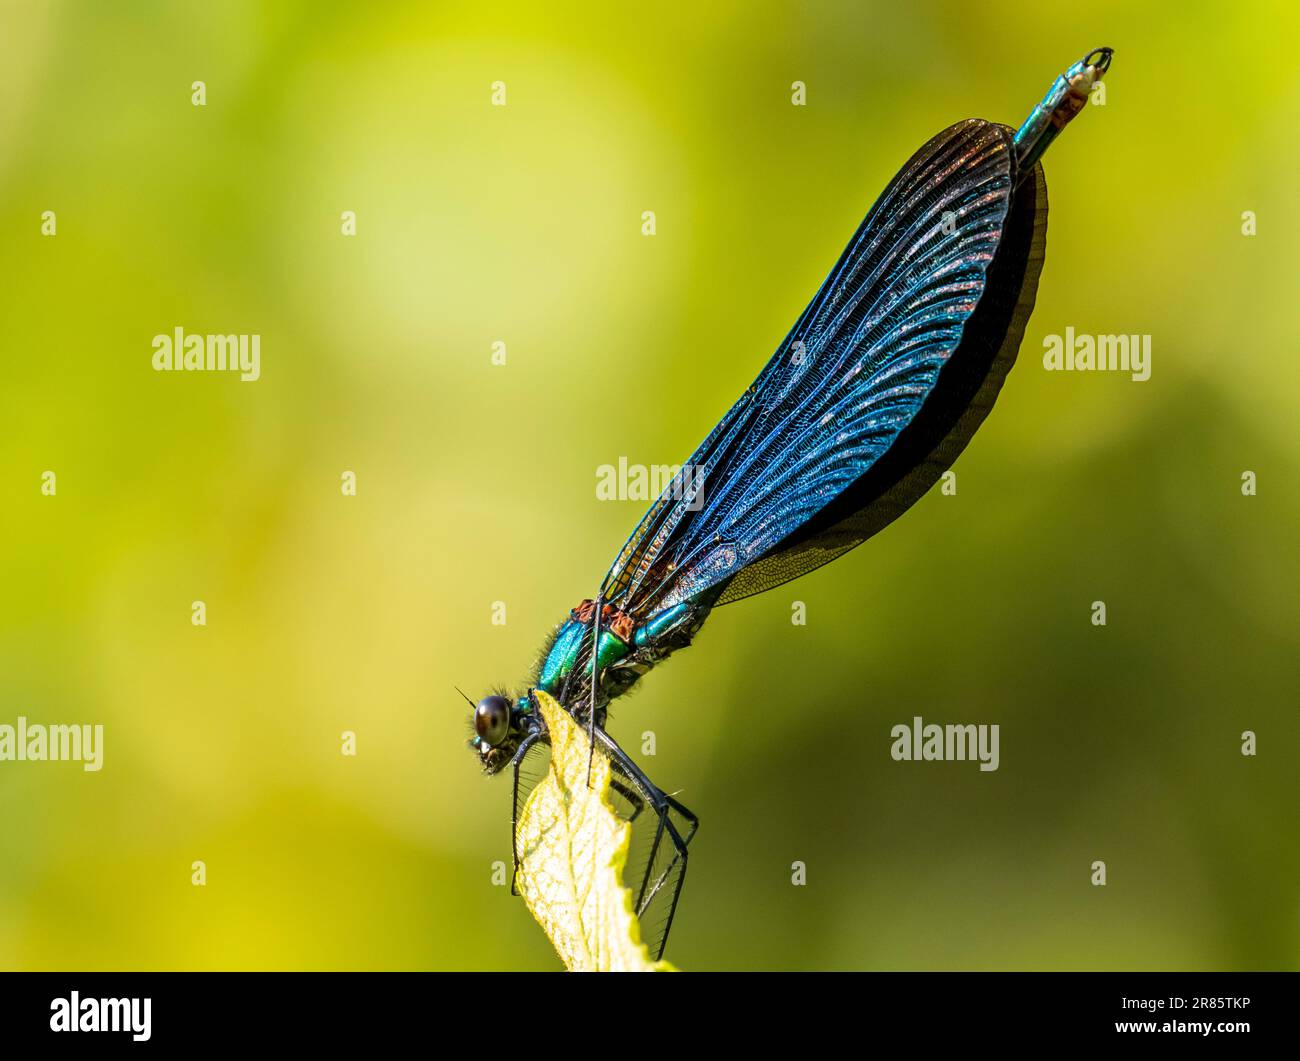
[[537, 618, 589, 691], [538, 625, 630, 690], [536, 602, 697, 702]]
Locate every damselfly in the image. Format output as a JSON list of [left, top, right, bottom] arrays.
[[467, 47, 1114, 960]]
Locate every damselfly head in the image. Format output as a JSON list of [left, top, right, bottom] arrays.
[[466, 690, 537, 774]]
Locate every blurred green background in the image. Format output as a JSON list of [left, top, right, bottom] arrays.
[[1, 0, 1297, 971]]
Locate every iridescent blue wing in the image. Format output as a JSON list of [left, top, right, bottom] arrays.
[[600, 119, 1047, 617]]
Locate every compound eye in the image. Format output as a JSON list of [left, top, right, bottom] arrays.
[[474, 695, 511, 746]]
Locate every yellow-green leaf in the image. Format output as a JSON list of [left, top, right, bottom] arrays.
[[515, 691, 676, 972]]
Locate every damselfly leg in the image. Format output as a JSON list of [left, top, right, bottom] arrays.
[[508, 709, 697, 958], [610, 777, 646, 822], [590, 725, 698, 961], [508, 730, 543, 896], [586, 596, 602, 785], [507, 723, 648, 895]]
